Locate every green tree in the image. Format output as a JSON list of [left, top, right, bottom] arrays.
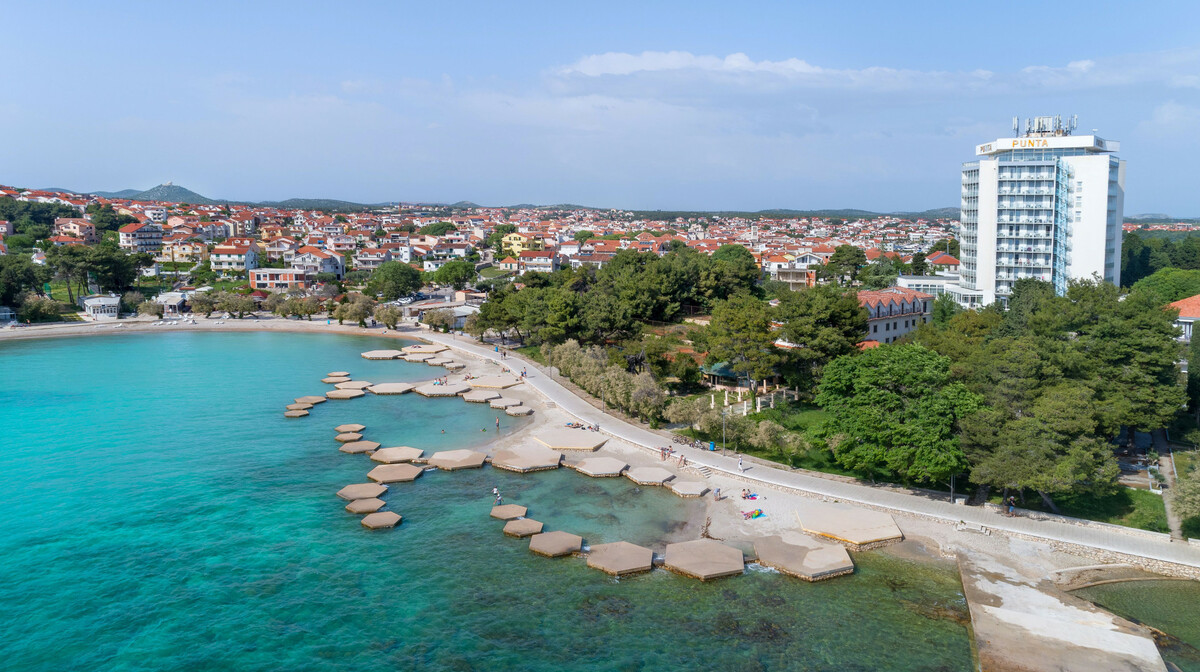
[[430, 259, 477, 290], [121, 291, 145, 312], [189, 292, 216, 317], [930, 293, 960, 325], [823, 245, 867, 284], [1171, 467, 1200, 521], [418, 221, 456, 236], [816, 344, 981, 487], [1130, 267, 1200, 305], [374, 304, 403, 329], [0, 255, 47, 306], [774, 285, 868, 392], [574, 230, 595, 243], [366, 261, 422, 300], [929, 238, 960, 259], [334, 301, 370, 326], [137, 300, 164, 317], [18, 294, 61, 323], [910, 252, 929, 276], [858, 256, 899, 289], [704, 294, 781, 387]]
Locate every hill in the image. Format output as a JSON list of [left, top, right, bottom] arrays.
[[258, 198, 377, 211], [90, 188, 146, 199], [128, 184, 218, 205]]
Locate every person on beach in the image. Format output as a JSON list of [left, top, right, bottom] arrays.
[[495, 417, 500, 429], [738, 456, 744, 473], [713, 487, 720, 501]]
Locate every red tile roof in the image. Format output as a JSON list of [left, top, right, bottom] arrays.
[[1168, 294, 1200, 319]]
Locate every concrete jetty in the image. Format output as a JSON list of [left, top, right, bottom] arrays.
[[797, 502, 903, 550], [367, 463, 424, 483], [668, 481, 708, 498], [572, 457, 628, 477], [368, 383, 415, 395], [334, 380, 373, 390], [625, 466, 675, 486], [505, 406, 534, 416], [587, 541, 655, 576], [427, 449, 487, 470], [663, 539, 745, 580], [370, 446, 423, 463], [326, 389, 366, 400], [337, 483, 388, 500], [491, 446, 563, 473], [489, 397, 521, 409], [503, 518, 544, 537], [404, 352, 435, 362], [361, 349, 403, 360], [534, 429, 607, 451], [334, 423, 366, 433], [327, 371, 350, 377], [529, 531, 583, 557], [286, 402, 313, 411], [462, 389, 501, 403], [361, 511, 402, 529], [345, 498, 385, 514], [294, 396, 327, 404], [402, 344, 448, 354], [426, 357, 454, 366], [469, 374, 522, 389], [334, 432, 363, 442], [322, 376, 351, 384], [283, 410, 309, 418], [444, 362, 466, 371], [753, 533, 854, 582], [414, 382, 470, 397], [490, 504, 528, 520], [339, 440, 381, 454]]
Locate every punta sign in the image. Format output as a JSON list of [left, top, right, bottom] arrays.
[[976, 135, 1114, 156]]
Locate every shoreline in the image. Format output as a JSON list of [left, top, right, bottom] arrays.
[[6, 314, 1188, 671]]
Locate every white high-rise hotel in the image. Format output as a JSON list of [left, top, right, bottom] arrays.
[[948, 115, 1125, 307]]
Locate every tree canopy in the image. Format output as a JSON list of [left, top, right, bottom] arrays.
[[366, 261, 422, 300]]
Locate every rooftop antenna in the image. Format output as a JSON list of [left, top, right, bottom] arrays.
[[1012, 116, 1019, 135]]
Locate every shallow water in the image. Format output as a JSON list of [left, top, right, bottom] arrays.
[[1074, 579, 1200, 672], [0, 332, 974, 671]]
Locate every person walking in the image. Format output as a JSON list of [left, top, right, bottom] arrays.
[[495, 416, 500, 430], [738, 456, 744, 473], [1006, 495, 1017, 517], [713, 487, 721, 502]]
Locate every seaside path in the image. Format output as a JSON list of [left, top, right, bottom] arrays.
[[416, 328, 1200, 573]]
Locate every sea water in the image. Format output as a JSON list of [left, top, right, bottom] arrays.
[[0, 332, 973, 671], [1074, 579, 1200, 672]]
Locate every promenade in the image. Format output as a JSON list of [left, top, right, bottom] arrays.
[[416, 328, 1200, 575]]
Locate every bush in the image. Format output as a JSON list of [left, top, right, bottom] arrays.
[[137, 301, 164, 317], [549, 340, 667, 421], [18, 294, 61, 323]]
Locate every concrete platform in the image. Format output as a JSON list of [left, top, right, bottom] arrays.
[[534, 429, 607, 451], [334, 423, 366, 433], [462, 389, 502, 403], [403, 343, 448, 354], [529, 531, 583, 557], [426, 357, 454, 366], [327, 371, 350, 377], [339, 440, 381, 454], [668, 481, 709, 498], [798, 502, 903, 550], [625, 466, 676, 486], [370, 446, 424, 463], [470, 375, 522, 389], [286, 402, 313, 411], [663, 539, 745, 581], [361, 349, 403, 360], [322, 376, 352, 384], [414, 382, 470, 397], [404, 352, 435, 362], [361, 511, 402, 529], [427, 449, 487, 470], [489, 397, 521, 409], [572, 457, 628, 477], [337, 483, 388, 500], [283, 410, 309, 418], [344, 498, 385, 514], [335, 380, 373, 390], [587, 541, 655, 576], [492, 445, 563, 473], [367, 463, 424, 483], [505, 406, 534, 416], [334, 432, 363, 442], [444, 362, 466, 371], [368, 382, 415, 395], [753, 533, 854, 582], [503, 518, 544, 538], [295, 396, 327, 404], [326, 389, 366, 400], [490, 504, 528, 520]]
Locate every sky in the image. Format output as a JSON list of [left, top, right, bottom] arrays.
[[3, 1, 1200, 214]]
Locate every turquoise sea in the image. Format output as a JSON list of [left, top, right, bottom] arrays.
[[1074, 579, 1200, 672], [0, 332, 974, 671]]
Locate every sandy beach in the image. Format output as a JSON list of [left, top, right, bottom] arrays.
[[1, 313, 1180, 671]]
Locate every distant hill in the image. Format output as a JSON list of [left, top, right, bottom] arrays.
[[628, 207, 961, 221], [258, 198, 377, 211], [90, 188, 146, 199], [130, 184, 218, 205], [451, 201, 481, 208]]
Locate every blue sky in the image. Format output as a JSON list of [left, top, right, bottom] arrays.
[[3, 1, 1200, 213]]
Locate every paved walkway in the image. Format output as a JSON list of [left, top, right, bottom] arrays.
[[415, 328, 1200, 572]]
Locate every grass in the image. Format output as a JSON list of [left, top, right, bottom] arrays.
[[514, 345, 546, 364], [479, 266, 512, 279], [990, 488, 1170, 533]]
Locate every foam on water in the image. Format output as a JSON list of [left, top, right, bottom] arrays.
[[0, 332, 974, 671]]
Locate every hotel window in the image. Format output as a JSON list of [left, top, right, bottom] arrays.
[[873, 324, 878, 333]]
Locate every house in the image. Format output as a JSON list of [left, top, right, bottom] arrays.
[[154, 292, 188, 314], [54, 218, 98, 243], [118, 222, 164, 253], [250, 268, 310, 290], [502, 232, 543, 254], [517, 250, 560, 274], [858, 286, 933, 345], [568, 253, 614, 269], [498, 256, 519, 272], [262, 237, 299, 262], [292, 246, 344, 279], [353, 248, 392, 271], [210, 240, 260, 273], [0, 305, 15, 322], [79, 294, 121, 320], [1168, 294, 1200, 341], [926, 251, 960, 272], [157, 236, 207, 263]]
